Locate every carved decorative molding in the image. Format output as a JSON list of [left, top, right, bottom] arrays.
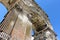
[[0, 32, 10, 40]]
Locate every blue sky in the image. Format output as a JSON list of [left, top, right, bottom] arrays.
[[0, 0, 60, 40], [0, 3, 8, 22]]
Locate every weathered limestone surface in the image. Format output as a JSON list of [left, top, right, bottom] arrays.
[[0, 0, 57, 40]]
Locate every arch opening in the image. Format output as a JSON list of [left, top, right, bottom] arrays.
[[0, 2, 8, 23]]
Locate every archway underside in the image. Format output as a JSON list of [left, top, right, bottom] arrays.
[[0, 0, 56, 40]]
